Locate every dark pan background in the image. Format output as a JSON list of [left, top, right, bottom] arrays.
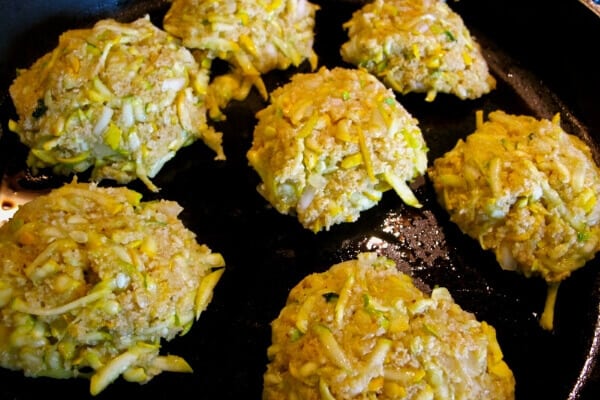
[[0, 0, 599, 399]]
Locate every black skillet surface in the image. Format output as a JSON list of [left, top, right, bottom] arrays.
[[0, 0, 599, 399]]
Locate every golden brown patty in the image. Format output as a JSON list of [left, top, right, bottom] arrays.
[[247, 67, 428, 232], [9, 16, 223, 192], [263, 252, 515, 400], [163, 0, 319, 117], [428, 110, 600, 329], [340, 0, 495, 101], [428, 110, 600, 283], [0, 181, 225, 394]]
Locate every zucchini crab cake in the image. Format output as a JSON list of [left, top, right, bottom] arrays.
[[340, 0, 496, 101], [428, 110, 600, 329], [247, 67, 428, 233], [0, 181, 225, 395], [9, 16, 224, 192], [263, 252, 515, 400], [163, 0, 319, 118]]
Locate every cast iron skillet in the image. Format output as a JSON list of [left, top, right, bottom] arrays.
[[0, 0, 599, 399]]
